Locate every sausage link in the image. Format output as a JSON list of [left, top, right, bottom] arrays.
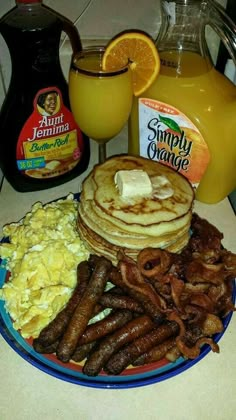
[[33, 338, 59, 354], [105, 321, 179, 375], [37, 261, 91, 345], [132, 337, 176, 366], [78, 309, 133, 345], [88, 254, 101, 269], [71, 341, 97, 362], [83, 315, 154, 376], [57, 257, 112, 363], [99, 293, 144, 313]]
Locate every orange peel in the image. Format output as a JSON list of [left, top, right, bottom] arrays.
[[102, 30, 160, 96]]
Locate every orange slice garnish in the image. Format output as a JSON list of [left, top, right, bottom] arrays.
[[102, 30, 160, 96]]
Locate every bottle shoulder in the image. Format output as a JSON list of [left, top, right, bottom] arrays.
[[0, 4, 63, 31]]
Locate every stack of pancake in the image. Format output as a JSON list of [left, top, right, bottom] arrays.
[[78, 155, 194, 264]]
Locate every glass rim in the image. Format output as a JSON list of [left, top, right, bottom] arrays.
[[71, 46, 130, 77]]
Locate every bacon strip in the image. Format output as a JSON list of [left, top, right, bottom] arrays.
[[110, 258, 165, 324], [185, 260, 225, 285], [137, 248, 172, 279], [176, 336, 219, 359]]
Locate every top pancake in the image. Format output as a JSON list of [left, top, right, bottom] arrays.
[[81, 155, 194, 236]]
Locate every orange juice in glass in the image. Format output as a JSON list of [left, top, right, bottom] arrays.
[[69, 46, 133, 163]]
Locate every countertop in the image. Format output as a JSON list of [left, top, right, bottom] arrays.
[[0, 135, 235, 420]]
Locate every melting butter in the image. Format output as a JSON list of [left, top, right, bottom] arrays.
[[151, 175, 174, 199], [114, 171, 174, 200], [114, 170, 153, 198]]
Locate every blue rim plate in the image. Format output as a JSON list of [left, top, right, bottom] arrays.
[[0, 194, 235, 389]]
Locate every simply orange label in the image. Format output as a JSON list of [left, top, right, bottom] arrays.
[[139, 98, 210, 185]]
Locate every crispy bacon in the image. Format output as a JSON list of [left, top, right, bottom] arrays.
[[176, 336, 220, 359], [189, 293, 215, 313], [221, 250, 236, 276], [182, 305, 207, 325], [137, 248, 172, 279], [116, 257, 166, 324], [169, 275, 185, 309], [184, 213, 223, 263], [185, 260, 225, 285], [201, 314, 224, 336]]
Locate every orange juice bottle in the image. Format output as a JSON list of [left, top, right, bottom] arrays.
[[129, 0, 236, 204]]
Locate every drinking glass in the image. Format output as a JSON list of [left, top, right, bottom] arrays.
[[69, 46, 133, 163]]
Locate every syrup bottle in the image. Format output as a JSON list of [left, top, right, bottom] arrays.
[[0, 0, 90, 192]]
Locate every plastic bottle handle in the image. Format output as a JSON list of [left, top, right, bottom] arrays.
[[61, 18, 82, 56], [208, 0, 236, 65]]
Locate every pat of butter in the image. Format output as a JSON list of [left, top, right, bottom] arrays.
[[114, 170, 152, 198], [151, 175, 170, 189], [151, 175, 174, 199]]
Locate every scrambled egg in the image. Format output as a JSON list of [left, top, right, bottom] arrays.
[[0, 194, 89, 338]]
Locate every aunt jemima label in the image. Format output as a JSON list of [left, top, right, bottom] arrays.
[[139, 99, 210, 186], [16, 87, 84, 179]]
